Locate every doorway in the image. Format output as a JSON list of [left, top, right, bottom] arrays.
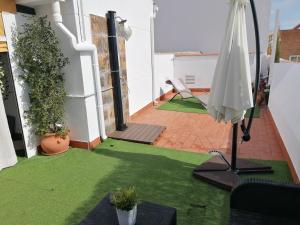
[[0, 52, 26, 157]]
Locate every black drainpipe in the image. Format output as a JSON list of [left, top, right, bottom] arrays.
[[107, 11, 127, 131]]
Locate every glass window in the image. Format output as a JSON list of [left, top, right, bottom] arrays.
[[289, 55, 300, 62]]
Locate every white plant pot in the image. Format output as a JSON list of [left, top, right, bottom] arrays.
[[116, 205, 137, 225]]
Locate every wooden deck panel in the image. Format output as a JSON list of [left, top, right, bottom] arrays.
[[108, 123, 166, 144]]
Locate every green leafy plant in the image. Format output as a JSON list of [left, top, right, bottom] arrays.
[[12, 16, 69, 136], [0, 62, 9, 100], [0, 65, 5, 95], [111, 186, 138, 211]]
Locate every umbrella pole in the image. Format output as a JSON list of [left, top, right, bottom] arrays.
[[193, 0, 275, 191], [231, 123, 238, 171]]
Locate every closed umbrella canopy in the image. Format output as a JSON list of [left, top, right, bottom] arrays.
[[208, 0, 253, 124]]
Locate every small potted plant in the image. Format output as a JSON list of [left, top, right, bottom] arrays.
[[264, 84, 270, 105], [111, 186, 138, 225]]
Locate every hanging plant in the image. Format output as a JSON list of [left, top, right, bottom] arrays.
[[12, 16, 69, 138]]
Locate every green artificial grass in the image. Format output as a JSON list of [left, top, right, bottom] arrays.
[[158, 96, 261, 118], [0, 139, 291, 225], [244, 106, 261, 118], [158, 96, 208, 114]]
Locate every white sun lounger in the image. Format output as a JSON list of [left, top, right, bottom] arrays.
[[166, 78, 209, 108]]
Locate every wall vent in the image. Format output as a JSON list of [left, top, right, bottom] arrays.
[[185, 75, 196, 84]]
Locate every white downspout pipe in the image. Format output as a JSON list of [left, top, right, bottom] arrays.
[[52, 0, 107, 140], [150, 2, 158, 105]]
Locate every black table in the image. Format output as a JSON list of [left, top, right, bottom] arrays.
[[79, 194, 177, 225]]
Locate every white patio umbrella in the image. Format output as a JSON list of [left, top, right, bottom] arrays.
[[0, 92, 17, 171], [194, 0, 273, 190], [208, 0, 253, 124]]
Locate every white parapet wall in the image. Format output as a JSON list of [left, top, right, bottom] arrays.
[[173, 53, 257, 89], [174, 55, 217, 89], [269, 63, 300, 178], [154, 53, 175, 99]]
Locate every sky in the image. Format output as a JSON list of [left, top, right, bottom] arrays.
[[270, 0, 300, 30]]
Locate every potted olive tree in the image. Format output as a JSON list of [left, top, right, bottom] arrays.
[[13, 16, 70, 155], [111, 186, 138, 225]]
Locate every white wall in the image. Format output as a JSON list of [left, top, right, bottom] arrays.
[[81, 0, 154, 116], [154, 53, 174, 98], [36, 1, 100, 144], [8, 0, 175, 146], [269, 63, 300, 178], [174, 53, 258, 89], [3, 6, 98, 153], [37, 0, 162, 138], [154, 0, 271, 54], [174, 55, 217, 88]]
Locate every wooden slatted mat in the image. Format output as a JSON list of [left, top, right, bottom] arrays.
[[108, 123, 166, 144]]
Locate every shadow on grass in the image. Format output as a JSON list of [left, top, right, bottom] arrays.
[[64, 147, 229, 225]]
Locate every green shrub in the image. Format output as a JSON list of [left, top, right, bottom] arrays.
[[12, 16, 69, 136], [0, 61, 9, 100], [111, 186, 138, 211], [0, 65, 5, 96]]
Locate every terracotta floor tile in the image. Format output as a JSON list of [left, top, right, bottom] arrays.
[[130, 92, 285, 161]]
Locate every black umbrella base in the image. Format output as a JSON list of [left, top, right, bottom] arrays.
[[193, 156, 274, 191]]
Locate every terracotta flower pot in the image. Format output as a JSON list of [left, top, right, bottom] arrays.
[[40, 133, 70, 156]]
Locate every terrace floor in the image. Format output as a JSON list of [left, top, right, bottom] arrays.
[[130, 91, 284, 161], [0, 92, 292, 225]]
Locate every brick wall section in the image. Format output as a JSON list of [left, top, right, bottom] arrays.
[[279, 29, 300, 60]]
